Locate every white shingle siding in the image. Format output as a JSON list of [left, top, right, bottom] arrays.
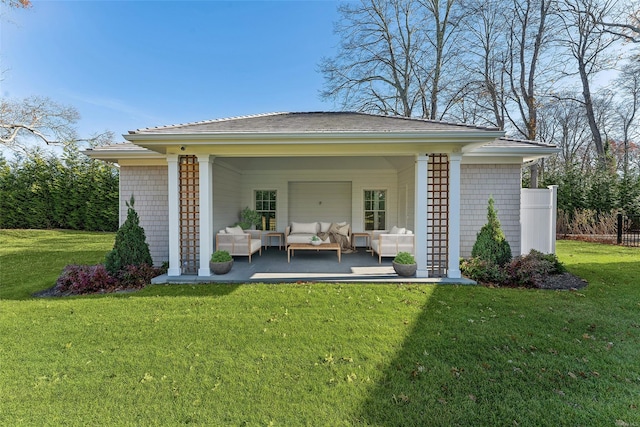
[[460, 164, 522, 258], [119, 166, 169, 266]]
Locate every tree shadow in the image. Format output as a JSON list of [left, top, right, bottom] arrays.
[[353, 280, 638, 426]]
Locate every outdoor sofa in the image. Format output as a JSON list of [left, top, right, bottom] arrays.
[[285, 221, 351, 248]]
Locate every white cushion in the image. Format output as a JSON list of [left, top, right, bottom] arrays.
[[218, 229, 227, 234], [320, 222, 332, 233], [290, 222, 318, 234], [337, 221, 347, 226], [390, 226, 406, 234], [226, 225, 244, 235]]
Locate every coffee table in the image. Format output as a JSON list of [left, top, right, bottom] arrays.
[[287, 243, 341, 263]]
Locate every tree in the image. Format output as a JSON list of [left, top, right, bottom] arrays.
[[0, 96, 112, 151], [457, 0, 507, 128], [105, 196, 153, 275], [593, 1, 640, 43], [556, 0, 620, 166], [319, 0, 463, 119], [503, 0, 557, 187], [2, 0, 31, 7], [320, 0, 425, 117], [613, 60, 640, 177]]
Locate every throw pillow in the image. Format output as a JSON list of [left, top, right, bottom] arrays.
[[226, 225, 244, 235], [291, 222, 318, 234], [336, 223, 350, 236]]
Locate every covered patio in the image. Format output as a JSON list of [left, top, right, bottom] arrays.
[[151, 248, 476, 284], [85, 112, 559, 283]]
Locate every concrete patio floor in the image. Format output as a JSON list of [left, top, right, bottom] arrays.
[[152, 247, 476, 284]]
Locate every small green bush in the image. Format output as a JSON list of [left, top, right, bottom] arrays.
[[460, 257, 506, 284], [393, 252, 416, 265], [471, 196, 512, 266], [105, 196, 153, 275], [211, 250, 232, 263]]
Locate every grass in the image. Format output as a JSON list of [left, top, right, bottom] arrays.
[[1, 230, 639, 426]]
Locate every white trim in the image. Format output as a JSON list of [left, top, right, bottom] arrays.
[[198, 155, 214, 276], [167, 155, 181, 276], [414, 155, 429, 278], [448, 153, 462, 278]]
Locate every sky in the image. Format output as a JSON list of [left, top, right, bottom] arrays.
[[1, 0, 342, 142]]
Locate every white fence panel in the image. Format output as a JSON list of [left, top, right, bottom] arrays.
[[521, 185, 557, 254]]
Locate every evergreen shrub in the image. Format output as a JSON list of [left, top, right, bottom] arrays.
[[105, 196, 152, 275], [471, 196, 512, 267]]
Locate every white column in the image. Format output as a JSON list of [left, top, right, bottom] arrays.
[[447, 153, 462, 278], [198, 155, 214, 276], [167, 155, 181, 276], [414, 155, 429, 278]]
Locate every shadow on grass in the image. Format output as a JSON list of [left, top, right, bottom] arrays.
[[355, 270, 640, 426], [355, 285, 489, 425]]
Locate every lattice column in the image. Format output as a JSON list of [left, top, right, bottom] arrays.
[[179, 156, 199, 274], [427, 154, 449, 277]]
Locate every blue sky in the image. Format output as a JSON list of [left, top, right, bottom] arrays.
[[1, 0, 341, 141]]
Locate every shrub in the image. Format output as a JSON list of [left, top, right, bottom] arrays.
[[471, 196, 512, 266], [462, 250, 567, 288], [393, 252, 416, 265], [504, 255, 554, 288], [54, 262, 166, 296], [55, 264, 116, 295], [117, 263, 167, 289], [105, 196, 152, 275], [211, 250, 232, 263], [460, 257, 506, 284]]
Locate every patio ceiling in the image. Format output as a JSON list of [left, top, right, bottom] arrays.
[[220, 155, 415, 171]]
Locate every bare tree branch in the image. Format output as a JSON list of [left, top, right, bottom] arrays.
[[0, 96, 113, 151]]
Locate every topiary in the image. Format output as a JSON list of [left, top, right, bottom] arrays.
[[105, 195, 153, 275], [210, 250, 232, 263], [471, 196, 512, 267], [393, 251, 416, 265]]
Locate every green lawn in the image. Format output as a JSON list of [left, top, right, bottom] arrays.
[[1, 230, 639, 426]]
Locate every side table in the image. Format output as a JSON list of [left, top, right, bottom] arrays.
[[351, 232, 371, 251], [264, 231, 284, 250]]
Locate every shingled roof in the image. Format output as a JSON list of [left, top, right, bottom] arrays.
[[129, 112, 502, 135]]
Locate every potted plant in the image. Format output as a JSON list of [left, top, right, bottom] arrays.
[[310, 235, 322, 246], [210, 250, 233, 275], [392, 252, 417, 277], [238, 207, 262, 230]]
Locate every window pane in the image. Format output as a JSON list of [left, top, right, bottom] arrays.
[[254, 190, 277, 230], [364, 189, 386, 230]]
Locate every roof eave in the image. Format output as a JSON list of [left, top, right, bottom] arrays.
[[467, 146, 560, 162], [124, 130, 506, 144]]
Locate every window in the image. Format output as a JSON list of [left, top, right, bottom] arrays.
[[364, 190, 386, 230], [255, 190, 277, 230]]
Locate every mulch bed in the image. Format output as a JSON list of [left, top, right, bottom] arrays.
[[533, 272, 588, 290]]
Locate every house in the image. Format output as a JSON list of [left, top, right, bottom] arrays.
[[85, 111, 559, 279]]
